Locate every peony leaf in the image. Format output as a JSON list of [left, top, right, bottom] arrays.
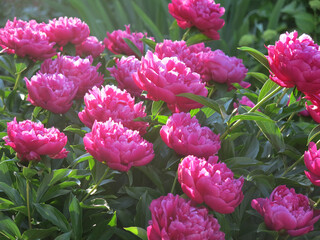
[[69, 197, 82, 239], [307, 125, 320, 145], [0, 212, 21, 240], [21, 227, 58, 240], [258, 79, 279, 102], [63, 125, 87, 137], [141, 37, 156, 50], [123, 38, 142, 58], [238, 46, 270, 71], [246, 72, 269, 84], [124, 227, 148, 240], [186, 33, 211, 46], [230, 112, 274, 124], [169, 20, 181, 41], [257, 222, 278, 238], [177, 93, 221, 113]]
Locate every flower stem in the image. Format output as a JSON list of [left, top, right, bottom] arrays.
[[170, 171, 178, 194], [82, 167, 110, 203], [221, 85, 282, 139], [276, 88, 289, 106], [314, 198, 320, 208], [26, 161, 33, 229], [182, 28, 191, 41]]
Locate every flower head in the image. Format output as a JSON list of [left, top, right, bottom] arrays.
[[168, 0, 225, 40], [25, 73, 77, 114], [78, 85, 148, 134], [83, 120, 154, 172], [75, 36, 105, 58], [3, 118, 68, 162], [147, 193, 225, 239], [160, 112, 220, 158], [107, 56, 142, 97], [304, 142, 320, 186], [133, 51, 207, 113], [267, 31, 320, 95], [251, 185, 320, 236], [178, 155, 244, 214]]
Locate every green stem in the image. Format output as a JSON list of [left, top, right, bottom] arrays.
[[182, 28, 191, 41], [314, 198, 320, 208], [170, 172, 178, 194], [26, 161, 33, 229], [82, 168, 110, 202], [221, 85, 282, 139], [280, 112, 296, 132], [276, 88, 289, 106], [13, 72, 21, 91]]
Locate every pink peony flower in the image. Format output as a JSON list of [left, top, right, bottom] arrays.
[[160, 112, 220, 158], [25, 73, 77, 114], [267, 31, 320, 95], [75, 36, 105, 58], [233, 96, 260, 112], [78, 85, 148, 134], [306, 103, 320, 123], [251, 185, 320, 236], [3, 118, 68, 162], [133, 51, 208, 113], [147, 193, 225, 239], [40, 54, 104, 99], [44, 17, 90, 46], [107, 56, 142, 97], [168, 0, 225, 40], [0, 18, 56, 60], [304, 142, 320, 186], [83, 120, 154, 172], [178, 155, 244, 214], [195, 50, 248, 87], [104, 25, 154, 57]]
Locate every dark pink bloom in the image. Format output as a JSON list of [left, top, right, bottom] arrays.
[[25, 73, 77, 114], [75, 36, 105, 58], [168, 0, 225, 40], [133, 51, 207, 113], [160, 112, 220, 158], [178, 155, 244, 214], [44, 17, 90, 46], [306, 103, 320, 123], [304, 142, 320, 186], [195, 50, 248, 88], [233, 96, 260, 112], [0, 18, 56, 60], [41, 54, 104, 99], [83, 120, 154, 172], [147, 193, 225, 240], [107, 56, 142, 97], [3, 118, 68, 162], [267, 31, 320, 95], [104, 25, 154, 57], [78, 85, 148, 134], [251, 185, 320, 236]]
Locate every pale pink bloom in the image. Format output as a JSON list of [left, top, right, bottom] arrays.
[[107, 56, 142, 97], [304, 142, 320, 186], [168, 0, 225, 40], [178, 155, 244, 214], [25, 73, 77, 114], [0, 18, 56, 60], [44, 17, 90, 46], [3, 118, 68, 162], [133, 51, 207, 113], [78, 85, 148, 134], [160, 112, 220, 158], [104, 25, 154, 57], [251, 185, 320, 236], [75, 36, 105, 58], [195, 50, 248, 87], [41, 54, 104, 99], [83, 120, 154, 172], [267, 31, 320, 95], [147, 193, 225, 239]]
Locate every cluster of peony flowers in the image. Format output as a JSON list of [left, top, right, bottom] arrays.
[[304, 142, 320, 186], [155, 40, 249, 89], [147, 193, 225, 239], [178, 155, 244, 214], [251, 185, 320, 236], [78, 85, 148, 135], [25, 54, 104, 114], [104, 25, 154, 57], [83, 120, 154, 172], [133, 51, 208, 113], [168, 0, 225, 40], [160, 112, 220, 158], [3, 118, 68, 162]]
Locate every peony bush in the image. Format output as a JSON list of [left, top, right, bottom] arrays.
[[1, 1, 320, 239]]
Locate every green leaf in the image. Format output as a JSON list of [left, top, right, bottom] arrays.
[[257, 222, 278, 238], [141, 38, 156, 50], [169, 20, 180, 41], [0, 197, 14, 210], [0, 212, 21, 239], [0, 75, 15, 84], [54, 231, 72, 240], [63, 125, 87, 137], [124, 227, 148, 240], [123, 38, 143, 58], [34, 203, 70, 232], [224, 157, 262, 168], [229, 112, 274, 124], [131, 1, 163, 41], [246, 72, 269, 84], [258, 79, 278, 102], [308, 125, 320, 145], [107, 212, 117, 227], [137, 166, 165, 194], [151, 100, 164, 118], [22, 167, 37, 180], [0, 182, 24, 206], [186, 33, 211, 46], [267, 0, 286, 29], [31, 106, 42, 121], [295, 12, 314, 33], [21, 227, 58, 240], [238, 46, 270, 71], [178, 93, 220, 113], [134, 191, 152, 228], [15, 62, 27, 75], [69, 197, 82, 240]]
